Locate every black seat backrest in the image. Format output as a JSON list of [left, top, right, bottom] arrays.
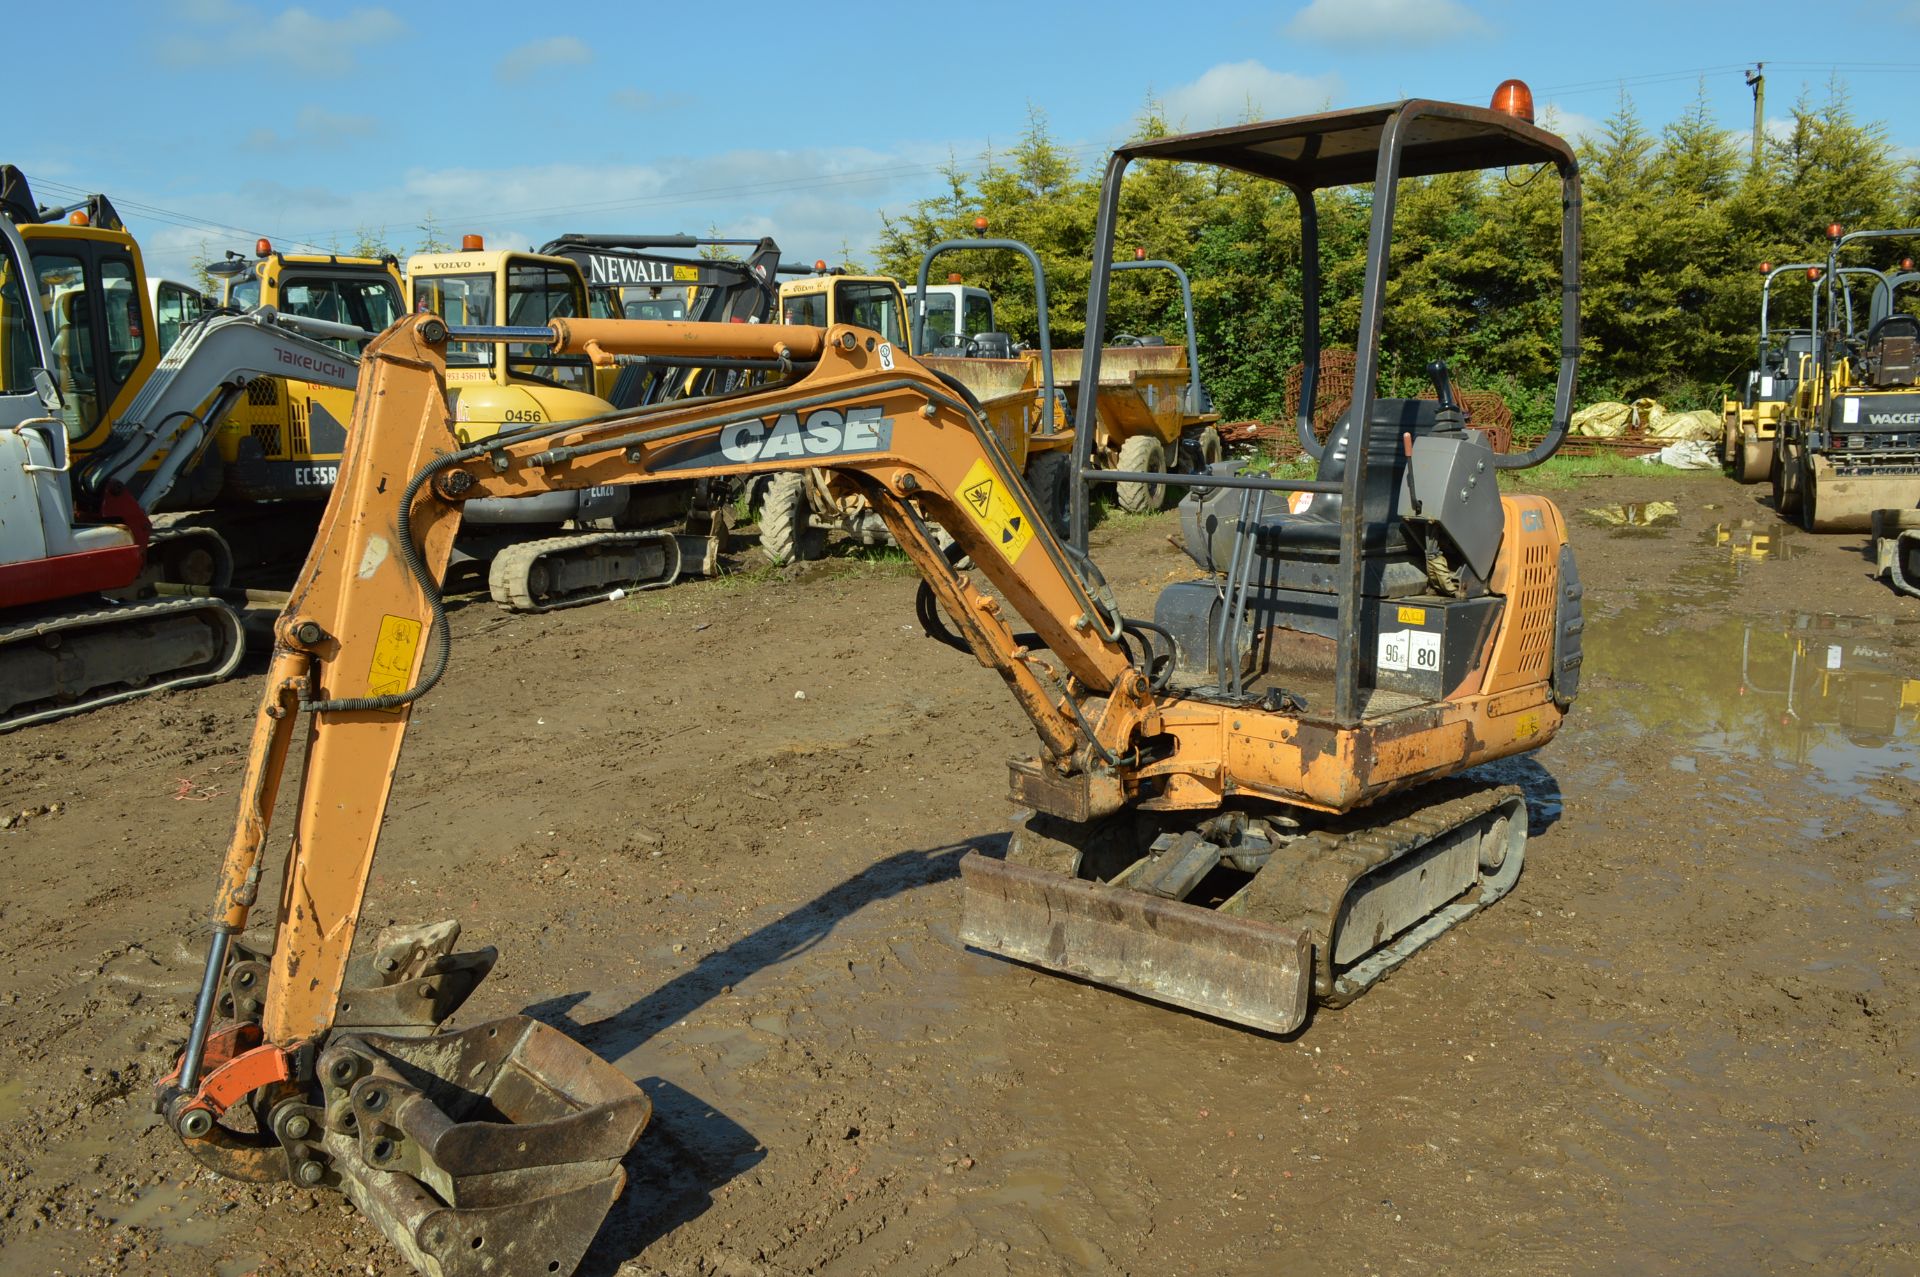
[[1868, 314, 1920, 344], [970, 332, 1014, 359], [1309, 398, 1439, 530]]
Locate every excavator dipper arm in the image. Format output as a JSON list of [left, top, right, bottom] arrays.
[[157, 314, 1155, 1277], [203, 314, 1144, 1052]]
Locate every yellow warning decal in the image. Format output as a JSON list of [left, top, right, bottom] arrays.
[[367, 615, 423, 708], [1513, 711, 1541, 740], [955, 457, 1035, 565], [1397, 605, 1428, 625]]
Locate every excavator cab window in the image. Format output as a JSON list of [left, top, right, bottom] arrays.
[[98, 257, 146, 388], [919, 291, 956, 344], [1, 245, 34, 394], [152, 281, 205, 353], [36, 254, 101, 439], [962, 290, 994, 339], [781, 291, 829, 327], [832, 279, 904, 344], [504, 263, 591, 393], [412, 273, 494, 368], [282, 273, 402, 352], [229, 277, 261, 310], [624, 297, 685, 320]]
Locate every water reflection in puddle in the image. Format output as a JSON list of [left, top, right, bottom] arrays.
[[1581, 500, 1680, 529], [1705, 518, 1801, 565], [1579, 608, 1919, 807]]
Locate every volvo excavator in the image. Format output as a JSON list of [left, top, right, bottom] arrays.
[[0, 176, 371, 729], [152, 89, 1583, 1277], [406, 238, 726, 609]]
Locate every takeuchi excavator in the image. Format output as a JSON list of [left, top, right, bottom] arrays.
[[0, 171, 372, 729], [154, 87, 1584, 1277]]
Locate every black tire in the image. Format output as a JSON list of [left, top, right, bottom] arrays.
[[1023, 448, 1073, 536], [1772, 442, 1801, 519], [1114, 434, 1168, 513], [757, 472, 825, 565]]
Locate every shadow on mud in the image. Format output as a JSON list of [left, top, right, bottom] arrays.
[[1465, 754, 1564, 836], [529, 834, 1004, 1271], [577, 1078, 764, 1276]]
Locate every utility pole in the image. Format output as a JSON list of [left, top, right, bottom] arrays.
[[1745, 63, 1766, 169]]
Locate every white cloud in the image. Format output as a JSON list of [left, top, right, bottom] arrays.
[[1730, 115, 1795, 156], [161, 4, 404, 74], [1160, 61, 1342, 127], [123, 141, 980, 283], [1536, 104, 1601, 146], [242, 106, 378, 151], [1285, 0, 1487, 46], [496, 36, 593, 83]]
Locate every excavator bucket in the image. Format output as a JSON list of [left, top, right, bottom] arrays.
[[315, 1016, 650, 1277], [958, 853, 1314, 1034]]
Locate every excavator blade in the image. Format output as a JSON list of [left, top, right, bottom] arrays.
[[315, 1016, 649, 1277], [959, 782, 1527, 1035], [958, 852, 1314, 1035]]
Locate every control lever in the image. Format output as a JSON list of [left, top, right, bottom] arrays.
[[1426, 360, 1465, 431]]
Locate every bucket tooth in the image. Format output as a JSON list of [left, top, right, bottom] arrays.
[[318, 1016, 649, 1277]]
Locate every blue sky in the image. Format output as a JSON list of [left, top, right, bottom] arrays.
[[16, 0, 1920, 282]]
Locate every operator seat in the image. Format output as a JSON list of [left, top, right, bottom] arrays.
[[1177, 396, 1442, 592], [971, 332, 1014, 359], [1161, 394, 1507, 690], [1864, 313, 1920, 388], [1259, 398, 1436, 556]]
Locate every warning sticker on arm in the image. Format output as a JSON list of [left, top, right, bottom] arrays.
[[367, 615, 423, 710], [954, 456, 1036, 565]]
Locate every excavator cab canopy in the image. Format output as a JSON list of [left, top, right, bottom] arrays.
[[1071, 93, 1583, 725]]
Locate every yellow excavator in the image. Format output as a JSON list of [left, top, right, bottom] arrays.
[[407, 237, 725, 608], [153, 87, 1583, 1277], [197, 240, 405, 507]]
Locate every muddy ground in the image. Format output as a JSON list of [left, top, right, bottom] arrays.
[[1, 470, 1916, 1276]]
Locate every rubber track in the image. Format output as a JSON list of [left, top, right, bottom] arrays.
[[487, 530, 681, 613], [1235, 778, 1525, 1003], [0, 595, 245, 732]]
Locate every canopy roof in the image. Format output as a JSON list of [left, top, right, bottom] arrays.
[[1116, 100, 1576, 189]]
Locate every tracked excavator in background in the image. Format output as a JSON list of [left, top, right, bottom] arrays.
[[195, 240, 405, 508], [0, 188, 376, 729], [406, 238, 726, 610], [153, 88, 1583, 1277]]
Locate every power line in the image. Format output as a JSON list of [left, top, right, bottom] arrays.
[[30, 177, 330, 253]]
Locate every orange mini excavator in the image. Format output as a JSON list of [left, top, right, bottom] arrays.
[[155, 86, 1583, 1276]]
